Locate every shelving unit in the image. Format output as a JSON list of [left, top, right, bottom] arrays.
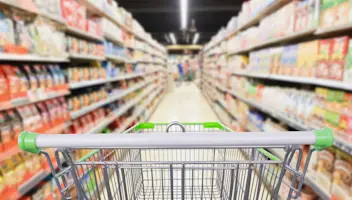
[[0, 1, 168, 199], [201, 0, 352, 199]]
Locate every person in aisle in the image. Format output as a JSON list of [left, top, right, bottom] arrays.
[[184, 59, 191, 84], [176, 59, 184, 86]]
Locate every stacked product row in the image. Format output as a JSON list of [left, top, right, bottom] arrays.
[[202, 0, 352, 200], [0, 0, 168, 199]]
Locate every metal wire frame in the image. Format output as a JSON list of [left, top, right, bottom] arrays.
[[40, 123, 314, 200]]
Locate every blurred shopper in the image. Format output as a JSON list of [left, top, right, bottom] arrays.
[[177, 60, 184, 86]]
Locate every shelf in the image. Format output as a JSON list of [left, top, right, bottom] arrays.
[[304, 176, 331, 200], [86, 85, 156, 134], [104, 32, 125, 45], [205, 0, 291, 51], [0, 90, 70, 111], [106, 54, 126, 63], [238, 0, 291, 32], [18, 170, 48, 196], [220, 86, 352, 155], [232, 72, 352, 91], [144, 89, 166, 121], [113, 86, 165, 133], [315, 23, 352, 35], [266, 147, 331, 200], [0, 53, 68, 62], [69, 79, 108, 89], [43, 122, 72, 134], [66, 26, 103, 41], [69, 53, 105, 61], [70, 81, 147, 119], [227, 28, 316, 55]]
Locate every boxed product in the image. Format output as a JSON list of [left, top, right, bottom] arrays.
[[331, 149, 352, 200], [2, 65, 27, 99], [320, 0, 351, 28], [315, 147, 336, 192], [297, 40, 318, 77], [330, 36, 349, 81], [344, 39, 352, 83], [316, 39, 333, 79], [0, 10, 15, 51]]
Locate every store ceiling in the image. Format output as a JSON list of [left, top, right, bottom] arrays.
[[116, 0, 243, 45]]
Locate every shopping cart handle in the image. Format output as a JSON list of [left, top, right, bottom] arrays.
[[18, 128, 334, 153]]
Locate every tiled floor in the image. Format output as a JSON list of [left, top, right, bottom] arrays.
[[149, 83, 218, 123]]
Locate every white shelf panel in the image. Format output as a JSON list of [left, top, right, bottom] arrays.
[[69, 53, 105, 61], [106, 54, 126, 63], [66, 26, 104, 41], [315, 23, 352, 35], [104, 32, 124, 45], [233, 72, 352, 91], [0, 53, 68, 62], [219, 86, 352, 155]]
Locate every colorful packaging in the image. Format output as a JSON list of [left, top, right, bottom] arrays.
[[320, 0, 351, 28], [330, 36, 349, 81], [7, 109, 23, 140], [344, 39, 352, 83], [298, 40, 318, 77], [0, 111, 12, 145], [316, 147, 335, 191], [0, 68, 10, 103], [316, 39, 333, 79], [331, 149, 352, 200]]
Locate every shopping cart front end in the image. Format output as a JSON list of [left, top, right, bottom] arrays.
[[18, 122, 334, 200]]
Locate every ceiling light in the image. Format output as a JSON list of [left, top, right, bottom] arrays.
[[193, 33, 199, 44], [164, 34, 171, 43], [169, 33, 177, 44], [180, 0, 188, 29]]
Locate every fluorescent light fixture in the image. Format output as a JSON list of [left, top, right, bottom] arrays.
[[164, 34, 171, 43], [169, 33, 177, 44], [193, 33, 199, 44], [180, 0, 188, 29]]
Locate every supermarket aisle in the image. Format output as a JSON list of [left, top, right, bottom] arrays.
[[149, 83, 218, 122]]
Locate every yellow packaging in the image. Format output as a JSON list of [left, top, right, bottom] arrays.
[[298, 40, 318, 77]]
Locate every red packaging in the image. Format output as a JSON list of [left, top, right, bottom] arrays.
[[2, 65, 20, 99], [45, 100, 57, 127], [23, 65, 39, 92], [87, 20, 98, 36], [58, 97, 69, 120], [36, 102, 51, 131], [316, 39, 333, 79], [72, 119, 82, 134], [61, 0, 74, 27], [7, 109, 23, 141], [16, 106, 30, 131], [86, 113, 94, 126], [79, 116, 89, 131], [0, 68, 10, 103], [75, 2, 87, 30], [0, 111, 12, 146], [29, 104, 43, 132], [330, 36, 350, 81], [52, 98, 63, 123]]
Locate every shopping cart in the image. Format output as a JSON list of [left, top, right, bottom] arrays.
[[18, 121, 334, 200]]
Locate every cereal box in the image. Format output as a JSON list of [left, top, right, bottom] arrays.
[[330, 36, 349, 81], [344, 39, 352, 83], [316, 39, 333, 79], [331, 149, 352, 200]]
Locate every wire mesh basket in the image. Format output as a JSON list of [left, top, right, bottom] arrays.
[[18, 121, 334, 200]]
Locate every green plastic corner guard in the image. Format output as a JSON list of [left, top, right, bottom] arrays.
[[18, 131, 41, 154], [314, 128, 334, 151]]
